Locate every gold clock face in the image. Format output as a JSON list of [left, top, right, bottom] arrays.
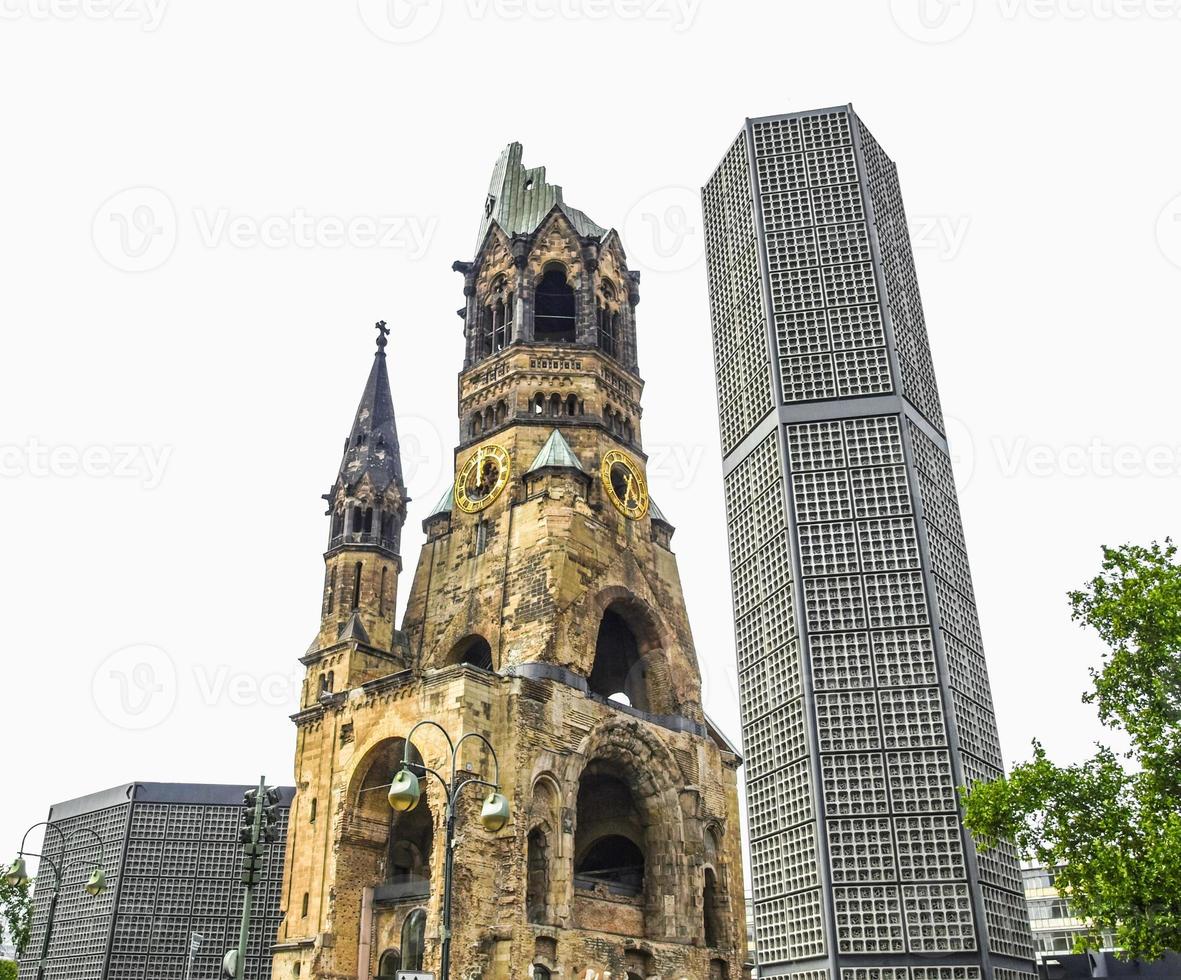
[[455, 443, 511, 513], [601, 449, 648, 520]]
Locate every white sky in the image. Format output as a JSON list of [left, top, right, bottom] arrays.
[[2, 0, 1177, 867]]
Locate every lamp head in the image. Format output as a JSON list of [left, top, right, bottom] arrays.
[[387, 768, 421, 813], [84, 867, 107, 896], [5, 857, 29, 887], [480, 791, 511, 833]]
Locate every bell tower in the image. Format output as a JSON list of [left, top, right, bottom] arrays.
[[276, 145, 746, 980]]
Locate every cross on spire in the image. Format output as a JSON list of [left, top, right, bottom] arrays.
[[375, 320, 390, 352]]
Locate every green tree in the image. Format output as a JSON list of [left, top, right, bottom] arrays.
[[962, 540, 1181, 960], [0, 872, 31, 958], [0, 960, 16, 980]]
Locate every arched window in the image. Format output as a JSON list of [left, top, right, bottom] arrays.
[[401, 909, 427, 971], [377, 950, 402, 979], [495, 400, 507, 425], [575, 764, 645, 897], [354, 740, 432, 897], [589, 609, 649, 711], [450, 636, 494, 671], [351, 561, 363, 610], [533, 393, 545, 415], [566, 394, 578, 416], [704, 867, 721, 947], [535, 264, 576, 342], [526, 827, 549, 924], [532, 968, 552, 980], [598, 282, 619, 357], [549, 393, 561, 417], [325, 565, 337, 614]]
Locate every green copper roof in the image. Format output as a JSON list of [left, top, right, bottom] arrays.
[[426, 482, 454, 519], [476, 142, 606, 251], [649, 497, 669, 524], [527, 429, 585, 474]]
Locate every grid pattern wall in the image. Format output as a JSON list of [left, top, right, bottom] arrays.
[[751, 110, 895, 407], [704, 131, 774, 455], [788, 413, 979, 961], [906, 418, 1033, 957], [724, 428, 826, 962], [20, 805, 129, 980], [21, 797, 290, 980], [853, 117, 944, 434], [706, 106, 1037, 978]]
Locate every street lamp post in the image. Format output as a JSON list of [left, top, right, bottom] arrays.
[[386, 721, 511, 980], [5, 822, 109, 980]]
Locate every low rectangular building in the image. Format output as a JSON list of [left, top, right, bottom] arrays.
[[18, 782, 293, 980]]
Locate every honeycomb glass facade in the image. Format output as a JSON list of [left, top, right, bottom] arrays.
[[18, 782, 292, 980], [702, 106, 1035, 979]]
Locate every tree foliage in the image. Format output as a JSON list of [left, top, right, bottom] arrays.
[[962, 540, 1181, 959], [0, 873, 31, 959]]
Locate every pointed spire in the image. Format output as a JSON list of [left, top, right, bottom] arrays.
[[336, 322, 403, 494], [527, 429, 585, 474], [337, 609, 370, 645]]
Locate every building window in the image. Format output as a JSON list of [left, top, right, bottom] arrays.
[[301, 892, 309, 917], [532, 968, 551, 980], [575, 764, 645, 898], [475, 518, 488, 556], [309, 798, 317, 824], [377, 950, 402, 978], [526, 827, 549, 924], [589, 608, 648, 710], [535, 264, 576, 342], [351, 561, 363, 610], [401, 909, 427, 971], [379, 566, 387, 616]]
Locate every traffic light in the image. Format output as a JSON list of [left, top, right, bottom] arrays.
[[240, 843, 262, 887]]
